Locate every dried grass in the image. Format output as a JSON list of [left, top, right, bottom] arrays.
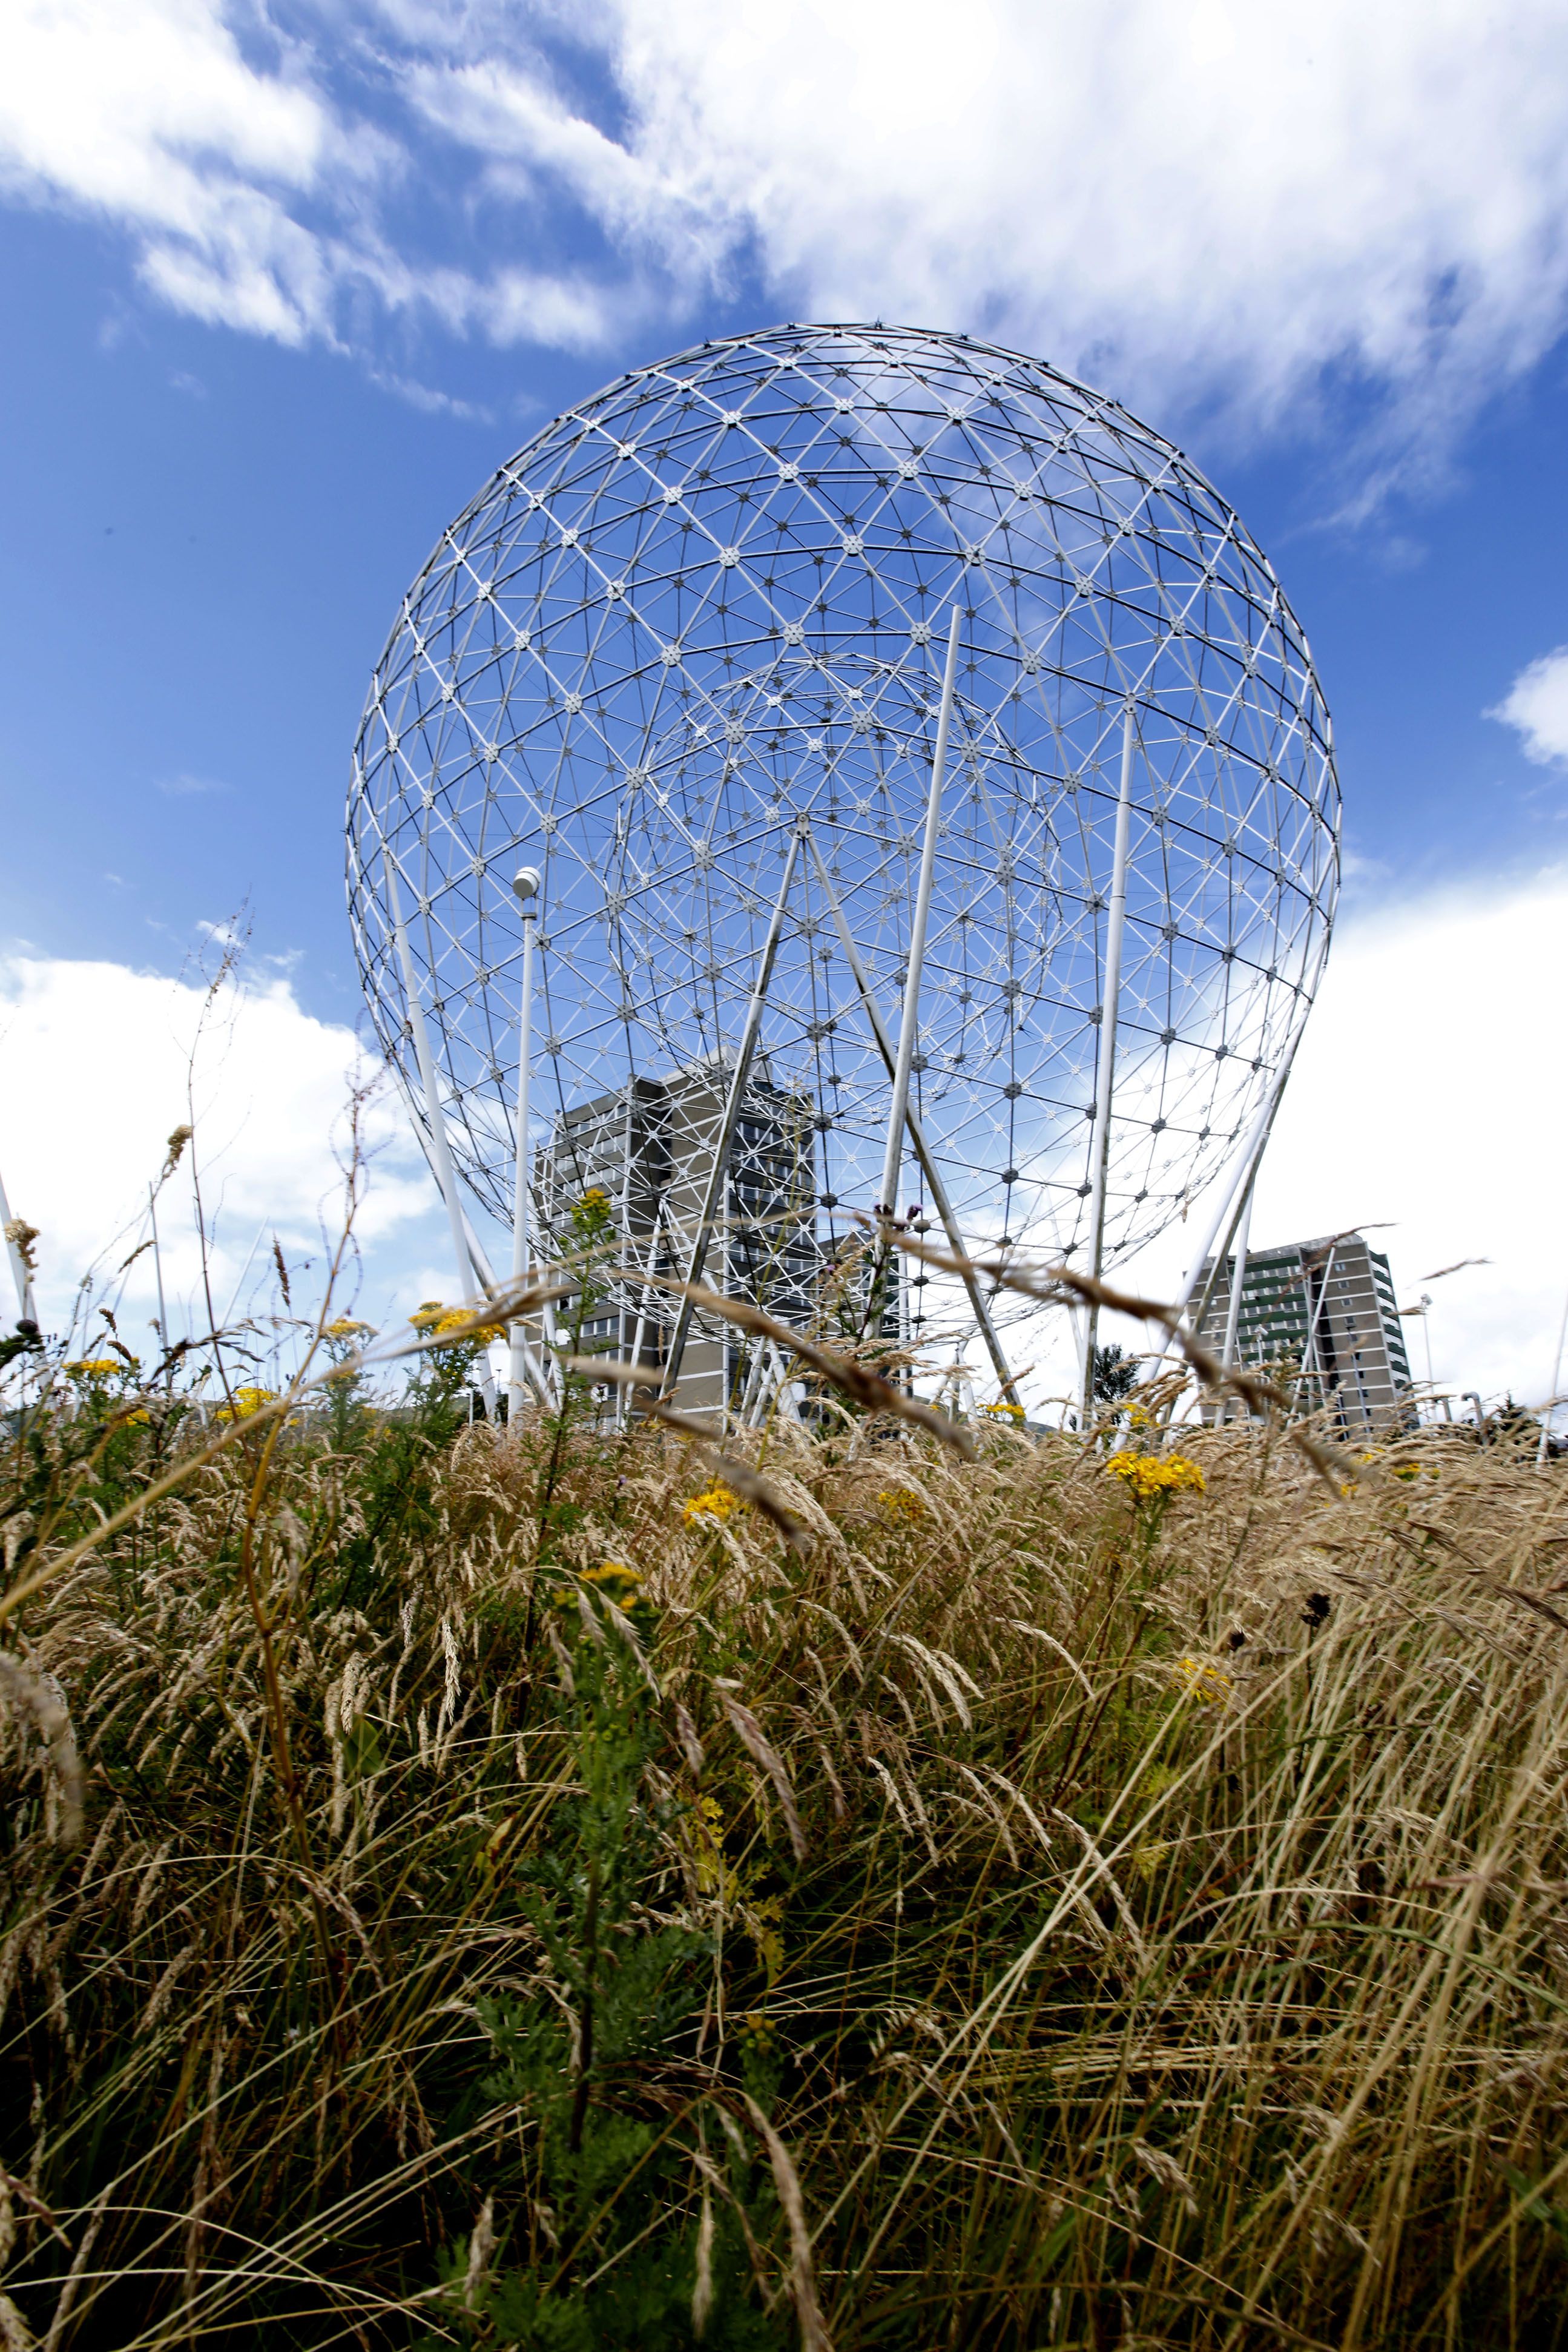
[[0, 1344, 1564, 2348]]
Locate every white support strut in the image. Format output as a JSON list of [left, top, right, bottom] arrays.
[[806, 832, 1019, 1404], [663, 825, 805, 1398], [0, 1162, 34, 1325], [1079, 703, 1137, 1428], [878, 604, 961, 1220], [1218, 1171, 1254, 1424], [507, 867, 550, 1420], [387, 860, 483, 1315]]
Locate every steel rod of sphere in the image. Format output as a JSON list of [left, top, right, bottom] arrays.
[[388, 861, 485, 1317], [1173, 983, 1316, 1346], [1219, 1175, 1254, 1425], [1080, 704, 1138, 1428], [0, 1162, 33, 1324], [626, 1201, 673, 1411], [149, 1184, 171, 1381], [1537, 1285, 1568, 1465], [217, 1220, 269, 1335], [663, 826, 805, 1398], [1293, 1239, 1340, 1425], [348, 326, 1341, 1423], [879, 606, 961, 1223], [806, 830, 1018, 1403], [508, 868, 542, 1421]]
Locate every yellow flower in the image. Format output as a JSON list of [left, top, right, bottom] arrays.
[[980, 1400, 1025, 1421], [409, 1303, 503, 1341], [1104, 1451, 1206, 1503], [216, 1385, 277, 1423], [324, 1317, 373, 1340], [683, 1484, 738, 1525], [581, 1560, 644, 1608], [65, 1359, 121, 1380], [1172, 1654, 1232, 1707], [877, 1487, 926, 1524]]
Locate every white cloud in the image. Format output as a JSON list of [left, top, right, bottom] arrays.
[[5, 0, 1568, 453], [1488, 647, 1568, 769], [408, 0, 1568, 463], [0, 952, 449, 1357], [0, 0, 605, 352], [1113, 867, 1568, 1414], [0, 0, 341, 343]]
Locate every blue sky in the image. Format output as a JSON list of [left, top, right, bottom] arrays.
[[4, 0, 1568, 1404]]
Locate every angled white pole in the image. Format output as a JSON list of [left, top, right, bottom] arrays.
[[218, 1219, 269, 1333], [627, 1197, 671, 1402], [807, 832, 1018, 1402], [1161, 1009, 1314, 1433], [386, 860, 481, 1315], [664, 825, 803, 1397], [1537, 1281, 1568, 1466], [0, 1163, 33, 1324], [507, 866, 545, 1421], [1292, 1239, 1340, 1426], [1218, 1174, 1254, 1424], [1176, 912, 1333, 1353], [1079, 703, 1137, 1429], [149, 1184, 170, 1371], [879, 605, 961, 1220]]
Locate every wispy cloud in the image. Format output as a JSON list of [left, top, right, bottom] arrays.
[[157, 771, 228, 797]]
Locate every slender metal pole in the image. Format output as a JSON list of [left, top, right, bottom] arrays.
[[626, 1199, 670, 1399], [1293, 1242, 1340, 1425], [807, 832, 1019, 1403], [0, 1162, 33, 1323], [149, 1184, 170, 1375], [1217, 1172, 1254, 1423], [1174, 1013, 1307, 1343], [879, 605, 961, 1219], [1537, 1280, 1568, 1465], [217, 1219, 268, 1333], [664, 826, 803, 1397], [508, 868, 539, 1423], [614, 1084, 634, 1428], [387, 861, 481, 1315], [1079, 705, 1137, 1428]]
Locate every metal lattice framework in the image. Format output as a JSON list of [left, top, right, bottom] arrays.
[[347, 322, 1339, 1354]]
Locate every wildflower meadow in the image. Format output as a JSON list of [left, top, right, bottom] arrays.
[[0, 1207, 1565, 2351]]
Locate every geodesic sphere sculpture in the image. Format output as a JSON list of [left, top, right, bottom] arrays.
[[347, 322, 1338, 1302]]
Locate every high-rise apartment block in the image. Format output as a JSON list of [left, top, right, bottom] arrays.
[[1193, 1230, 1413, 1436]]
